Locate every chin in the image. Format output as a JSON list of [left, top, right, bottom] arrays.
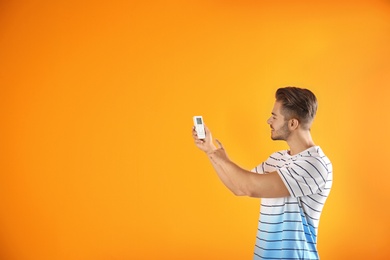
[[271, 135, 285, 141]]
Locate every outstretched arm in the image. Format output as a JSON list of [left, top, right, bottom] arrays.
[[192, 125, 245, 195], [192, 126, 290, 198]]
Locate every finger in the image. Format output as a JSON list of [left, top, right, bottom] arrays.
[[215, 139, 223, 149], [192, 127, 198, 137], [204, 124, 209, 134], [195, 139, 204, 144]]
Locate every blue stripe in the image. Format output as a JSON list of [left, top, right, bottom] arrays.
[[256, 237, 316, 245]]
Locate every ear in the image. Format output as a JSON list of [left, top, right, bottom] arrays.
[[288, 118, 299, 130]]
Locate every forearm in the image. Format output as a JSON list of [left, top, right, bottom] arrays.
[[207, 153, 246, 196], [213, 157, 254, 196], [197, 137, 289, 198], [212, 157, 290, 198]]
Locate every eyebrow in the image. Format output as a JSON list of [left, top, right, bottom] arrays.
[[271, 112, 277, 116]]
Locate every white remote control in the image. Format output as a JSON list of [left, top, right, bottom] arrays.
[[193, 116, 206, 139]]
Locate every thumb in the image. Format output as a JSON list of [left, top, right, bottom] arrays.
[[215, 139, 224, 149]]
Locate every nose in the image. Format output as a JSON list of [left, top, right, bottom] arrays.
[[267, 117, 272, 125]]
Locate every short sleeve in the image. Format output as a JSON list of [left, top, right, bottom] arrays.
[[277, 157, 329, 197]]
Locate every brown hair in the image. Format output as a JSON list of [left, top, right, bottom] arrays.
[[275, 87, 318, 129]]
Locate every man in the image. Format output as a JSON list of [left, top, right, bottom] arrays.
[[192, 87, 332, 259]]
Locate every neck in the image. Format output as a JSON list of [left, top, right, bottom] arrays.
[[286, 130, 315, 156]]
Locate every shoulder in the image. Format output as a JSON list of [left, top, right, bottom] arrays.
[[303, 146, 332, 166], [265, 150, 289, 167], [251, 150, 287, 174], [291, 146, 332, 176], [267, 150, 287, 161]]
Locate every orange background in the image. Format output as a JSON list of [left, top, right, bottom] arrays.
[[1, 0, 390, 259]]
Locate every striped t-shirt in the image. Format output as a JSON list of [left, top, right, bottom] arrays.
[[252, 146, 332, 260]]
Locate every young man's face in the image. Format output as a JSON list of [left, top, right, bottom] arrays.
[[267, 101, 291, 141]]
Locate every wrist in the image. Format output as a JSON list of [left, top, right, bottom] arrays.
[[205, 147, 216, 155], [204, 143, 217, 155]]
